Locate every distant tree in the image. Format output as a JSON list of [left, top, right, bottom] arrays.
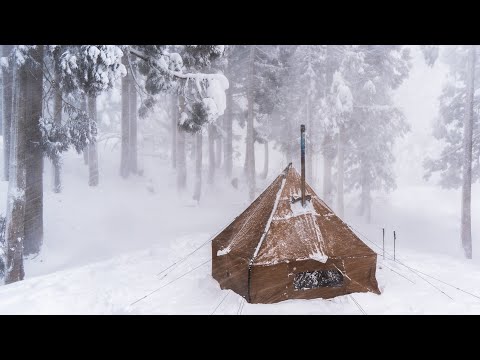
[[424, 45, 478, 258]]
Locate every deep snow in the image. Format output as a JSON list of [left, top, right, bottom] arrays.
[[1, 141, 480, 314]]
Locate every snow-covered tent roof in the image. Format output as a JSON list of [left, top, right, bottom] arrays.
[[214, 163, 376, 266]]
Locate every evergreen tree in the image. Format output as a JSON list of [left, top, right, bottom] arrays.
[[424, 45, 479, 258]]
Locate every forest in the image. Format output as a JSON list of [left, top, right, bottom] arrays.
[[0, 45, 479, 314]]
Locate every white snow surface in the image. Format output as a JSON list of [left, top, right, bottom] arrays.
[[1, 141, 480, 313]]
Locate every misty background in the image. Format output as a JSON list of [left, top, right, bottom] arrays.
[[1, 45, 480, 313]]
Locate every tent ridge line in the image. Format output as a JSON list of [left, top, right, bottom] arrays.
[[249, 173, 287, 266]]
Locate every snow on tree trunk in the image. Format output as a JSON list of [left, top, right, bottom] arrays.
[[224, 81, 233, 179], [52, 66, 62, 193], [215, 128, 222, 169], [129, 74, 138, 174], [120, 56, 130, 178], [246, 46, 256, 201], [336, 125, 345, 218], [4, 62, 26, 284], [193, 131, 203, 202], [24, 45, 44, 256], [2, 45, 13, 181], [88, 95, 99, 187], [261, 141, 269, 180], [208, 124, 215, 184], [171, 95, 178, 169], [176, 96, 187, 192], [461, 45, 475, 260]]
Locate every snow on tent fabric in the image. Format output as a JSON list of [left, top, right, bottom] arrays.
[[211, 163, 380, 304]]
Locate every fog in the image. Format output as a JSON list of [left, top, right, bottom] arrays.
[[1, 45, 480, 314]]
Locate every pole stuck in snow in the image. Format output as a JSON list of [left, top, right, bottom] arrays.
[[301, 124, 306, 207]]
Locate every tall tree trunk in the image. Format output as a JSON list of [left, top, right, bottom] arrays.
[[171, 95, 177, 169], [4, 61, 26, 284], [208, 124, 215, 184], [224, 83, 233, 179], [246, 46, 256, 200], [216, 132, 222, 168], [261, 141, 269, 179], [129, 75, 138, 174], [336, 125, 345, 218], [81, 97, 88, 165], [193, 131, 203, 202], [88, 95, 99, 187], [177, 96, 187, 192], [2, 45, 13, 181], [53, 66, 62, 193], [120, 56, 130, 178], [461, 45, 475, 259], [24, 45, 44, 256]]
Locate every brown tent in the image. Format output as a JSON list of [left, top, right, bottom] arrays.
[[212, 164, 380, 304]]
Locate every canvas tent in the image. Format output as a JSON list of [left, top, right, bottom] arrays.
[[212, 163, 380, 304]]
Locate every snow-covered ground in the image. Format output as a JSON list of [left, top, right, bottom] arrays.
[[1, 143, 480, 314]]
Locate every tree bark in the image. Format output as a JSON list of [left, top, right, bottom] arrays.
[[120, 56, 130, 178], [336, 125, 345, 218], [171, 95, 178, 169], [461, 45, 475, 259], [246, 46, 256, 200], [261, 141, 269, 179], [129, 74, 138, 174], [53, 65, 62, 193], [208, 124, 215, 184], [2, 45, 13, 181], [24, 45, 44, 256], [224, 82, 233, 179], [193, 131, 203, 202], [88, 95, 99, 187], [176, 96, 187, 191], [4, 61, 26, 284]]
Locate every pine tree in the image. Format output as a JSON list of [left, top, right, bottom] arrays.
[[4, 55, 27, 283], [52, 52, 63, 193], [133, 45, 228, 196], [24, 45, 44, 256], [120, 55, 130, 178], [424, 45, 479, 259], [344, 45, 411, 222], [129, 67, 138, 174]]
